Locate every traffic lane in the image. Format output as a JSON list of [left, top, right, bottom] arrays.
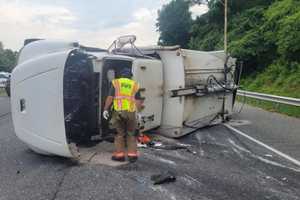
[[0, 114, 76, 200], [231, 103, 300, 160], [0, 96, 10, 116], [56, 125, 300, 200], [1, 109, 300, 200]]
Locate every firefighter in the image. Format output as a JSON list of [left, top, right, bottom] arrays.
[[103, 68, 142, 163]]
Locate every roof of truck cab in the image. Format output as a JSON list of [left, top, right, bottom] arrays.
[[138, 45, 181, 51], [89, 52, 135, 61]]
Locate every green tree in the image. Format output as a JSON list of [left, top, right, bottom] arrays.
[[156, 0, 192, 48], [263, 0, 300, 63], [158, 0, 300, 97], [0, 42, 17, 72], [188, 0, 276, 75], [228, 6, 272, 75]]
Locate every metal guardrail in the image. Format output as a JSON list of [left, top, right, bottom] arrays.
[[237, 90, 300, 107]]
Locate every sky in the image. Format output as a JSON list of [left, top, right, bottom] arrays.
[[0, 0, 208, 51]]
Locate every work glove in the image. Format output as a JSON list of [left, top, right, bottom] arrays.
[[103, 110, 110, 120], [137, 113, 144, 129]]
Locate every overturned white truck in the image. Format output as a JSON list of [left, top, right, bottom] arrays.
[[11, 36, 240, 158]]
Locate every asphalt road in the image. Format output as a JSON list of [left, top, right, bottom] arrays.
[[0, 96, 10, 117], [231, 103, 300, 161], [1, 97, 300, 200]]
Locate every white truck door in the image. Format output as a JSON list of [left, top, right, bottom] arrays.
[[132, 59, 163, 131], [11, 48, 74, 157]]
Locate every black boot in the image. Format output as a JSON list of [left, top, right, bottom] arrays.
[[111, 156, 125, 162], [112, 152, 125, 162], [128, 156, 138, 163]]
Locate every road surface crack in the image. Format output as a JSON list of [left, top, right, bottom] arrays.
[[50, 166, 71, 200], [0, 112, 10, 120]]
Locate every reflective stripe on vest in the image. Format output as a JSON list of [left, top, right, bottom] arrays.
[[112, 78, 139, 112]]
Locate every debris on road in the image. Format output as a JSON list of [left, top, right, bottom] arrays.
[[137, 135, 197, 155], [137, 133, 151, 144], [148, 142, 197, 155], [282, 177, 288, 181], [151, 171, 176, 185]]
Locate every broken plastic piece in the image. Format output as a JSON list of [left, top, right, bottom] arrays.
[[137, 133, 151, 144], [152, 142, 162, 147]]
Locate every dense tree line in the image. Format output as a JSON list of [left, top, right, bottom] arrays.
[[0, 42, 17, 72], [156, 0, 192, 48], [157, 0, 300, 97]]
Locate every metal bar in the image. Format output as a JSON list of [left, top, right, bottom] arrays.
[[237, 90, 300, 107], [224, 0, 228, 54], [170, 88, 197, 97]]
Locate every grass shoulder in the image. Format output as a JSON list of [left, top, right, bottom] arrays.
[[237, 96, 300, 118], [0, 88, 7, 97]]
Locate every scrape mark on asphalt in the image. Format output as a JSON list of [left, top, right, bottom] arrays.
[[195, 134, 206, 157], [267, 188, 300, 200], [143, 152, 176, 166], [227, 119, 252, 126], [228, 138, 251, 153], [173, 151, 189, 160], [225, 124, 300, 167], [231, 147, 244, 159], [228, 135, 300, 172], [0, 112, 10, 120], [150, 186, 178, 200], [224, 123, 300, 169], [183, 174, 203, 186], [255, 156, 300, 173]]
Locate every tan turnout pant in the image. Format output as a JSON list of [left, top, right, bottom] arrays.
[[111, 111, 137, 154]]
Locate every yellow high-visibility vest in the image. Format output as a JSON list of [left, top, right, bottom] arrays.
[[112, 78, 139, 112]]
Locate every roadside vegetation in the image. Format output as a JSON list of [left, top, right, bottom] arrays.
[[0, 88, 6, 97], [0, 42, 17, 72], [238, 96, 300, 118], [0, 0, 299, 115], [157, 0, 300, 98], [157, 0, 300, 116]]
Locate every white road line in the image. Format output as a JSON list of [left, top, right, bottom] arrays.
[[224, 123, 300, 168]]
